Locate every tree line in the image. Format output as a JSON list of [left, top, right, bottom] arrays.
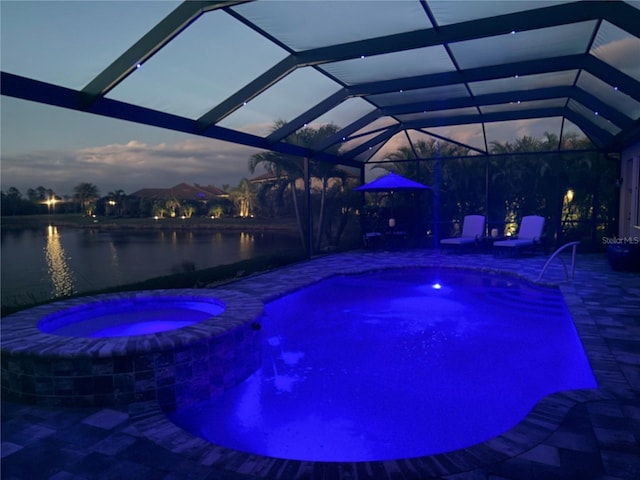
[[373, 131, 618, 249], [1, 182, 236, 219]]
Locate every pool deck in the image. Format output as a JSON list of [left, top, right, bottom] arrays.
[[2, 249, 639, 479]]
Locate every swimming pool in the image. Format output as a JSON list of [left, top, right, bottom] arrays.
[[168, 267, 597, 462]]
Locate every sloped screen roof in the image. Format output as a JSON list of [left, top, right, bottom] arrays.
[[2, 0, 639, 169]]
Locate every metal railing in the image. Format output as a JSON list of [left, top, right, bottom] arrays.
[[536, 241, 580, 282]]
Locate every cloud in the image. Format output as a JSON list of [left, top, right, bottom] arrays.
[[591, 35, 640, 81], [1, 137, 267, 196]]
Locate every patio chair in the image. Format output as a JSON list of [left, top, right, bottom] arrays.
[[493, 215, 545, 255], [440, 215, 485, 249]]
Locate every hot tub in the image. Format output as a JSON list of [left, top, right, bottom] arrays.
[[37, 296, 226, 338]]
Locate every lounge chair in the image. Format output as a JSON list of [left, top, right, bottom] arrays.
[[493, 215, 545, 255], [440, 215, 485, 249]]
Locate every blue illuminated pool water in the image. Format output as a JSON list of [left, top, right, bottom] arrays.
[[38, 297, 225, 338], [168, 268, 597, 461]]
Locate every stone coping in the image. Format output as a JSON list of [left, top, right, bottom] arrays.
[[0, 288, 263, 358]]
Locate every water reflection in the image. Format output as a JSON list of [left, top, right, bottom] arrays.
[[3, 227, 299, 305], [109, 242, 119, 265], [107, 242, 123, 286], [45, 225, 75, 298], [239, 232, 255, 255]]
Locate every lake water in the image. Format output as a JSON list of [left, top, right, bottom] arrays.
[[1, 226, 300, 306]]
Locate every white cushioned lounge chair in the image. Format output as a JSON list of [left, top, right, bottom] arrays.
[[440, 215, 485, 248], [493, 215, 545, 255]]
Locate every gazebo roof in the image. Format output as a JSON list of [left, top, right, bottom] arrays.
[[2, 1, 639, 169]]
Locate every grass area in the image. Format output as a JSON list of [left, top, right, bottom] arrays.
[[0, 251, 307, 318]]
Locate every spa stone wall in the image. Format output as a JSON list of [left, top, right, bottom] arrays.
[[1, 321, 261, 409], [0, 289, 264, 409]]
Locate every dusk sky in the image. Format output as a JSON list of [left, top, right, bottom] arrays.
[[0, 0, 283, 197], [1, 95, 266, 197], [0, 92, 581, 199], [3, 1, 629, 199]]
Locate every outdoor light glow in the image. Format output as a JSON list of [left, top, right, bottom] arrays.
[[432, 282, 442, 290], [135, 63, 141, 69], [565, 189, 574, 203]]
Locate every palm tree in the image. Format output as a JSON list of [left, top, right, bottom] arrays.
[[379, 143, 423, 182], [165, 197, 180, 218], [306, 124, 345, 249], [311, 159, 351, 250], [318, 171, 361, 248], [249, 120, 305, 245], [181, 204, 195, 218], [152, 202, 167, 218], [250, 146, 305, 246], [486, 131, 615, 245], [230, 178, 255, 217], [381, 138, 476, 239], [208, 204, 224, 218], [249, 120, 343, 251], [107, 189, 127, 216], [73, 182, 100, 216], [2, 187, 24, 215]]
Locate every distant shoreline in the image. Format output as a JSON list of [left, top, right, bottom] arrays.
[[0, 214, 299, 233]]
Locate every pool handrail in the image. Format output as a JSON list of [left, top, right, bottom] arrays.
[[537, 241, 580, 282]]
